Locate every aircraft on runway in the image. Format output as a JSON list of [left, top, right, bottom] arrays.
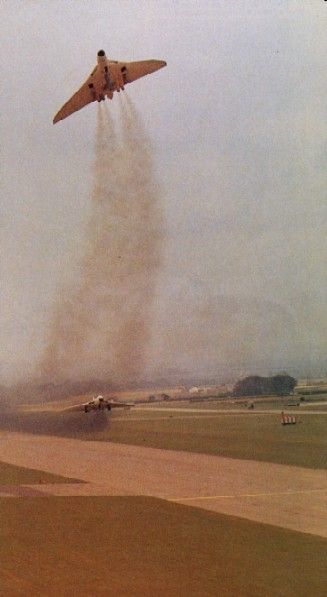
[[69, 395, 134, 414], [53, 49, 167, 123]]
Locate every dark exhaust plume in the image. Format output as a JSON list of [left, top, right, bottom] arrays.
[[40, 96, 163, 386]]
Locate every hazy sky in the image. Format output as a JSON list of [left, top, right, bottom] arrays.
[[1, 1, 326, 383]]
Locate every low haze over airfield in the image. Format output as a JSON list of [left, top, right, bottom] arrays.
[[1, 1, 327, 385]]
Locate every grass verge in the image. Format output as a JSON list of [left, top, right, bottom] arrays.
[[1, 496, 326, 596], [0, 460, 80, 485]]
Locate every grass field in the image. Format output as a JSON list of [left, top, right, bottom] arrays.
[[300, 403, 327, 411], [103, 412, 327, 469], [0, 460, 80, 485], [1, 496, 326, 597]]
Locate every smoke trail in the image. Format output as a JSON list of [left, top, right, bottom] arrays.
[[110, 95, 163, 379], [40, 97, 163, 385]]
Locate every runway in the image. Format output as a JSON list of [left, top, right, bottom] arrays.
[[135, 406, 327, 415], [1, 431, 326, 538]]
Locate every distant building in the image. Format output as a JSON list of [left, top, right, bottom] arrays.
[[189, 387, 200, 395]]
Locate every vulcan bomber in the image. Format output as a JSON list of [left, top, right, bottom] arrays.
[[53, 49, 166, 123], [66, 395, 134, 414]]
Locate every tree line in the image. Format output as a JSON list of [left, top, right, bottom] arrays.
[[233, 374, 297, 396]]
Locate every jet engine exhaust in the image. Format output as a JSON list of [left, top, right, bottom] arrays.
[[40, 96, 164, 386]]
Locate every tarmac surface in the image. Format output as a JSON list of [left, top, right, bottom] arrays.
[[1, 431, 326, 538], [136, 406, 327, 415]]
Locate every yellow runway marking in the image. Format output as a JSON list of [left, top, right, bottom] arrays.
[[171, 488, 327, 502]]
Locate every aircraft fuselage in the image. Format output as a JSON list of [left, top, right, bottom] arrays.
[[84, 396, 112, 413], [90, 50, 126, 101]]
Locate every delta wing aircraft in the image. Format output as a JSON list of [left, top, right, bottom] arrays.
[[67, 395, 134, 414], [53, 49, 166, 124]]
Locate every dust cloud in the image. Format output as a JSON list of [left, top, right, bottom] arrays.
[[40, 95, 164, 386]]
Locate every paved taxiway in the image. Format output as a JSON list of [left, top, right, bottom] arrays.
[[1, 431, 326, 538]]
